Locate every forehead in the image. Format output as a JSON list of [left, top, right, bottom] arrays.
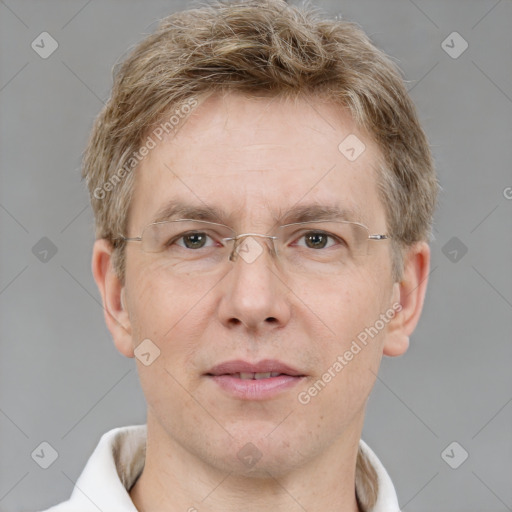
[[130, 91, 385, 230]]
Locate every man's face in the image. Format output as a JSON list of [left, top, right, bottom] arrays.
[[122, 92, 399, 475]]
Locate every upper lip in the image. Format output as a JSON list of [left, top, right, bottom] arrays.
[[206, 359, 304, 376]]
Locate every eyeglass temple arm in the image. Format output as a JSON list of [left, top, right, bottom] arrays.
[[117, 235, 142, 242]]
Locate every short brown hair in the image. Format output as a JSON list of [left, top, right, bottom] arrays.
[[82, 0, 438, 283]]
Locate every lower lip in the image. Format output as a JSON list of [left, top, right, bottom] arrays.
[[208, 374, 304, 400]]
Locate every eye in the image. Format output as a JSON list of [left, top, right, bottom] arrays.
[[295, 230, 339, 250], [173, 231, 218, 250]]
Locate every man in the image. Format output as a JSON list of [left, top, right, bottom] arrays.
[[41, 0, 438, 510]]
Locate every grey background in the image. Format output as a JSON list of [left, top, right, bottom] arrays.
[[0, 1, 511, 511]]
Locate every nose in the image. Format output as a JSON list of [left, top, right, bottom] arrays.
[[217, 234, 292, 333]]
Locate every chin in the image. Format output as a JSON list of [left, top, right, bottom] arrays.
[[202, 428, 312, 478]]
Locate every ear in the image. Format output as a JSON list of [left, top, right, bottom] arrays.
[[383, 241, 431, 357], [92, 239, 134, 358]]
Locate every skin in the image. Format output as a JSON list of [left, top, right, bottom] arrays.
[[92, 91, 430, 512]]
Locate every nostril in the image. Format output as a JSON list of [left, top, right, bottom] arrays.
[[266, 317, 277, 323]]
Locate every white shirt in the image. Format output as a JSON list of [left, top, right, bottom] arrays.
[[39, 425, 400, 512]]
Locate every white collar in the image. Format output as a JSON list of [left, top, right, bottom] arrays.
[[41, 425, 400, 512]]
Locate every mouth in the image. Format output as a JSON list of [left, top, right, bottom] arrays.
[[206, 359, 305, 378], [216, 371, 290, 380], [205, 359, 306, 400]]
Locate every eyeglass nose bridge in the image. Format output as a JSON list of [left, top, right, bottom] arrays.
[[223, 233, 279, 262]]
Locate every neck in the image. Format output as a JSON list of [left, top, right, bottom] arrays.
[[130, 414, 364, 512]]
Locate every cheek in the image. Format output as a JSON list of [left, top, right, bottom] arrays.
[[297, 266, 384, 341], [127, 255, 203, 331], [295, 268, 388, 407], [126, 259, 216, 380], [126, 266, 209, 416]]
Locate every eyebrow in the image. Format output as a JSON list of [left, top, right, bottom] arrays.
[[150, 199, 364, 226], [275, 203, 363, 225], [152, 200, 230, 224]]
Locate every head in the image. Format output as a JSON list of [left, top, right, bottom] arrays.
[[87, 0, 438, 506]]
